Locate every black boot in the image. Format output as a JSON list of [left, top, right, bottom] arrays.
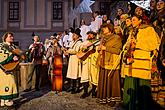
[[24, 87, 31, 92], [80, 82, 89, 99], [91, 84, 97, 98], [72, 78, 80, 94], [66, 79, 74, 92], [71, 79, 77, 94]]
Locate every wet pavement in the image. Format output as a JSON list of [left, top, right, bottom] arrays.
[[0, 86, 121, 110]]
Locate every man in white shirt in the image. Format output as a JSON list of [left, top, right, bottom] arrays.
[[92, 11, 102, 33]]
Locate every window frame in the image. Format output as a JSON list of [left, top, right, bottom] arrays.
[[52, 2, 63, 21], [8, 1, 20, 21]]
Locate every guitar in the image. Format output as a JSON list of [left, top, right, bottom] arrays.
[[0, 48, 27, 72], [77, 40, 100, 61]]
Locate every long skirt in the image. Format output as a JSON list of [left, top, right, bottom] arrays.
[[0, 69, 18, 100], [97, 67, 121, 104], [123, 76, 155, 110], [52, 55, 63, 92], [151, 55, 162, 102]]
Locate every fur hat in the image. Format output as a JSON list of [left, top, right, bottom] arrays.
[[74, 28, 81, 37], [86, 31, 97, 40], [86, 31, 97, 36], [53, 33, 57, 36]]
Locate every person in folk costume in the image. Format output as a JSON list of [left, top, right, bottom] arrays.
[[120, 16, 133, 100], [0, 32, 21, 106], [44, 38, 51, 52], [134, 6, 150, 25], [114, 8, 124, 27], [78, 31, 99, 99], [89, 17, 97, 32], [122, 16, 133, 47], [122, 15, 161, 110], [120, 14, 129, 31], [127, 2, 136, 17], [57, 32, 63, 47], [64, 28, 82, 94], [149, 0, 159, 24], [61, 30, 70, 90], [149, 0, 165, 104], [45, 36, 63, 93], [62, 30, 70, 49], [68, 27, 74, 45], [24, 35, 45, 92], [80, 19, 90, 42], [92, 11, 102, 33], [115, 14, 130, 40], [154, 0, 165, 106], [96, 23, 122, 107]]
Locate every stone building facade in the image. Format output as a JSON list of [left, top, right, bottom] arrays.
[[0, 0, 127, 50]]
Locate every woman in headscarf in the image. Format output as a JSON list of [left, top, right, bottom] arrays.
[[122, 14, 160, 110], [97, 23, 122, 107]]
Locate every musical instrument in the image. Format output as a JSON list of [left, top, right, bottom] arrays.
[[77, 40, 99, 61], [0, 49, 27, 72], [123, 28, 138, 65], [95, 35, 106, 67], [61, 46, 69, 56], [52, 55, 63, 92]]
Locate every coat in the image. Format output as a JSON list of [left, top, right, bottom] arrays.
[[79, 40, 99, 85], [66, 39, 82, 79], [98, 34, 122, 70], [0, 43, 18, 100], [122, 26, 160, 80]]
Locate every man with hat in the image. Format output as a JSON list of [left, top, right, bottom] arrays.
[[64, 28, 82, 94], [78, 31, 100, 98]]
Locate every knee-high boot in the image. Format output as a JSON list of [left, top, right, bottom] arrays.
[[92, 84, 97, 98], [66, 79, 74, 92], [72, 78, 80, 94], [80, 82, 89, 99]]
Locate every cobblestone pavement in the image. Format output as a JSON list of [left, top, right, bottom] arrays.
[[0, 87, 122, 110]]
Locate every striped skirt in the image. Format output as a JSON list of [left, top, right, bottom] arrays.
[[97, 67, 121, 104]]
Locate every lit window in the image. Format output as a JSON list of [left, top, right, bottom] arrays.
[[9, 2, 19, 20], [52, 2, 62, 20]]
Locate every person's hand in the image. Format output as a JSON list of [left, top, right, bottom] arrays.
[[13, 56, 18, 61], [131, 37, 136, 43], [100, 45, 106, 50], [97, 45, 106, 53], [153, 50, 158, 57], [31, 47, 35, 52], [61, 47, 67, 51], [82, 45, 88, 51]]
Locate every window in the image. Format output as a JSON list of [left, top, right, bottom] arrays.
[[52, 2, 62, 20], [9, 2, 19, 20]]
